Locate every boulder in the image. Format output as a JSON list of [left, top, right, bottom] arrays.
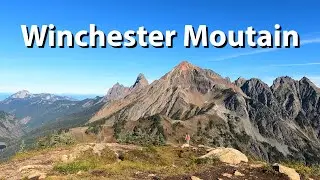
[[92, 143, 107, 156], [181, 144, 190, 148], [222, 173, 233, 178], [27, 171, 46, 180], [272, 163, 300, 180], [200, 147, 248, 165], [191, 176, 203, 180], [234, 170, 245, 176]]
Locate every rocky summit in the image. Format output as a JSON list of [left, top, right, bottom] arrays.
[[100, 73, 149, 103], [89, 61, 320, 164]]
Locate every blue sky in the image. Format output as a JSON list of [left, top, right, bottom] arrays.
[[0, 0, 320, 99]]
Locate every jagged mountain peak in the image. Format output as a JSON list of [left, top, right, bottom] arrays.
[[300, 76, 315, 86], [88, 62, 320, 164], [271, 76, 297, 92], [234, 77, 247, 87], [162, 61, 223, 83], [112, 82, 125, 88], [240, 78, 271, 92], [273, 76, 295, 83], [137, 73, 146, 79], [91, 61, 245, 122], [174, 61, 198, 71], [299, 76, 319, 91], [165, 61, 200, 77], [246, 78, 266, 83], [131, 73, 149, 90], [104, 83, 130, 101], [102, 73, 150, 103], [300, 76, 311, 82]]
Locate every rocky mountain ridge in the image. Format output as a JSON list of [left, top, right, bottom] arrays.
[[89, 61, 320, 164], [100, 73, 149, 103]]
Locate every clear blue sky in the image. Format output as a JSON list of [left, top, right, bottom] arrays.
[[0, 0, 320, 97]]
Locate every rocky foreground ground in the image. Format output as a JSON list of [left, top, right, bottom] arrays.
[[1, 143, 317, 180]]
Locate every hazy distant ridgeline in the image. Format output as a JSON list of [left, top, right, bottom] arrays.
[[0, 90, 103, 129]]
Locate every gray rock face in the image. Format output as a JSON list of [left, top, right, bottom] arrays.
[[271, 76, 301, 117], [241, 78, 277, 108], [89, 61, 320, 164], [102, 74, 149, 103], [90, 61, 240, 122], [236, 76, 320, 163], [103, 83, 130, 102], [130, 73, 149, 91], [270, 76, 320, 135], [0, 111, 23, 140], [234, 77, 247, 87]]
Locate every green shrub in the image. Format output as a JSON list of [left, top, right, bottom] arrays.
[[85, 125, 102, 135], [116, 115, 167, 146], [281, 161, 320, 178], [36, 131, 75, 149], [54, 148, 117, 174], [117, 132, 166, 146], [54, 160, 95, 174]]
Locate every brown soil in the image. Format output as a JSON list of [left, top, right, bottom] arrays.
[[163, 164, 290, 180]]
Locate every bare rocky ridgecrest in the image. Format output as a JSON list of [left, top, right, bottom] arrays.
[[89, 61, 320, 164]]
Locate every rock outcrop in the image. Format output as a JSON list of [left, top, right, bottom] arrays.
[[200, 147, 249, 165], [102, 83, 130, 102], [101, 73, 149, 103], [130, 73, 149, 91], [0, 111, 24, 139], [272, 163, 300, 180]]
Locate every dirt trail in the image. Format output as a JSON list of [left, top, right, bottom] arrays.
[[0, 147, 69, 180]]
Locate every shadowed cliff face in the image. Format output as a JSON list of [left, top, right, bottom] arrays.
[[89, 61, 320, 164], [270, 76, 320, 132], [0, 111, 23, 140], [235, 76, 320, 163]]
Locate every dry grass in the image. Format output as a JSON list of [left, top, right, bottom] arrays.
[[281, 161, 320, 178], [53, 148, 118, 174], [51, 146, 215, 178], [12, 147, 57, 161], [12, 144, 74, 161]]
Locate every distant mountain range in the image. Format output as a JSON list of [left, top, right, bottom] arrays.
[[0, 90, 102, 129], [0, 92, 100, 101], [0, 61, 320, 164], [0, 73, 150, 130]]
